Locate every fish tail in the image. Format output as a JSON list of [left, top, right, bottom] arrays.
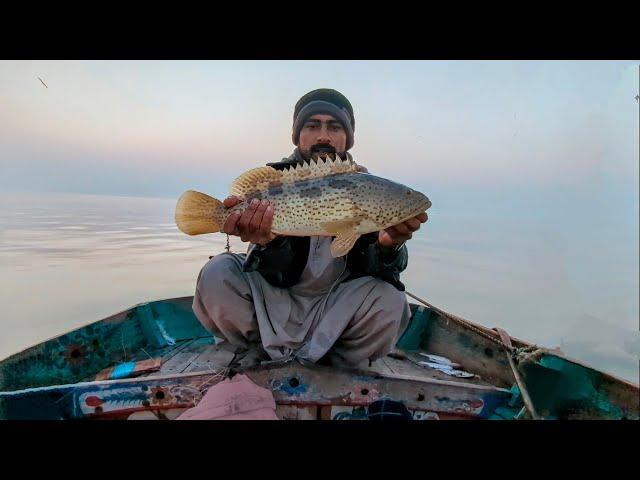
[[175, 190, 225, 235]]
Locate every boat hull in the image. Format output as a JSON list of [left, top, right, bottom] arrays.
[[1, 296, 637, 420]]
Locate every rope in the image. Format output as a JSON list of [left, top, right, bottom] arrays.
[[404, 290, 512, 350], [196, 367, 231, 394], [495, 327, 541, 420], [404, 290, 543, 420]]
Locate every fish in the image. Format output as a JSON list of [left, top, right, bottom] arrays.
[[175, 154, 431, 257]]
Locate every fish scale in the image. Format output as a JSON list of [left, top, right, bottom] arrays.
[[175, 155, 431, 257]]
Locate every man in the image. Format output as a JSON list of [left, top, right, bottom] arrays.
[[192, 88, 428, 368]]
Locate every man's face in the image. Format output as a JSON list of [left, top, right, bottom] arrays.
[[298, 114, 348, 158]]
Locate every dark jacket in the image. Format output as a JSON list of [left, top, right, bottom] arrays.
[[241, 149, 409, 291]]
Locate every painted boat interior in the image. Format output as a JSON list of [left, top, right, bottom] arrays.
[[0, 296, 637, 420]]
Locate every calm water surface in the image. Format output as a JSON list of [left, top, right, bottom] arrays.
[[1, 192, 638, 383]]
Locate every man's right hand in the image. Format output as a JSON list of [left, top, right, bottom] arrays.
[[222, 196, 276, 246]]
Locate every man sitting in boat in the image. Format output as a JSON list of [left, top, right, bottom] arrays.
[[192, 88, 428, 367]]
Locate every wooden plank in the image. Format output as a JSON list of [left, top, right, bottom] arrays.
[[91, 335, 201, 382], [0, 363, 512, 420], [319, 405, 332, 420], [156, 340, 195, 362], [95, 358, 162, 381], [362, 358, 396, 376], [276, 405, 317, 420], [132, 341, 195, 378], [75, 333, 188, 384], [381, 357, 397, 374], [182, 344, 237, 373], [158, 338, 215, 375], [416, 310, 515, 388], [126, 408, 189, 420], [244, 364, 512, 418], [382, 356, 491, 387], [383, 356, 444, 379]]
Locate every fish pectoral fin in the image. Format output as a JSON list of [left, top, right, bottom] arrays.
[[321, 219, 362, 258], [329, 230, 361, 257]]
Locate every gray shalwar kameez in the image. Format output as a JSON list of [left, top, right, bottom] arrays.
[[192, 236, 410, 367]]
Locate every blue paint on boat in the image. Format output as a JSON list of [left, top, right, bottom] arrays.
[[111, 362, 136, 379], [280, 379, 308, 396]]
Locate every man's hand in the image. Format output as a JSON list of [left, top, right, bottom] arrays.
[[222, 196, 276, 246], [355, 164, 368, 173], [378, 212, 428, 248]]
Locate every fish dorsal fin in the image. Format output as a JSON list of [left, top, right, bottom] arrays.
[[230, 166, 282, 198], [229, 155, 358, 198], [281, 155, 358, 183]]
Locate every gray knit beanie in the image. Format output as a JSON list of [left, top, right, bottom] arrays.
[[292, 89, 355, 150]]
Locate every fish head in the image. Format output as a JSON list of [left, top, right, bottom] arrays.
[[352, 174, 431, 228], [390, 183, 431, 223]]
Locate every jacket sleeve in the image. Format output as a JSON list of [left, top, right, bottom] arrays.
[[241, 236, 309, 288], [347, 233, 409, 291]]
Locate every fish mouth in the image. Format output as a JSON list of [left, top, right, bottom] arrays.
[[396, 198, 432, 225], [419, 197, 432, 212], [410, 194, 431, 216], [410, 197, 431, 220]]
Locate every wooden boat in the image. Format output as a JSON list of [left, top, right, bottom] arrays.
[[0, 295, 637, 420]]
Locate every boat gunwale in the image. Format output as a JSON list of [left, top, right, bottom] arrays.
[[0, 361, 513, 397]]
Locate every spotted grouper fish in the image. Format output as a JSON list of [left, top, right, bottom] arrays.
[[175, 154, 431, 257]]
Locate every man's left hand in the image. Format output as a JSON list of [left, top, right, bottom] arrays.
[[378, 212, 428, 248]]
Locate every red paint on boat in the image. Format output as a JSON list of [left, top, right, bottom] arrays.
[[85, 396, 103, 407]]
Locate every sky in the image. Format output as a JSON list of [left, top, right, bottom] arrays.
[[1, 61, 638, 195], [1, 59, 639, 340]]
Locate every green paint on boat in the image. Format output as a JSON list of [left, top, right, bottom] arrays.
[[397, 306, 432, 351], [520, 354, 626, 419], [0, 297, 213, 392], [394, 303, 638, 420]]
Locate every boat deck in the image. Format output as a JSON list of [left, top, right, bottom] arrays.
[[112, 335, 499, 390]]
